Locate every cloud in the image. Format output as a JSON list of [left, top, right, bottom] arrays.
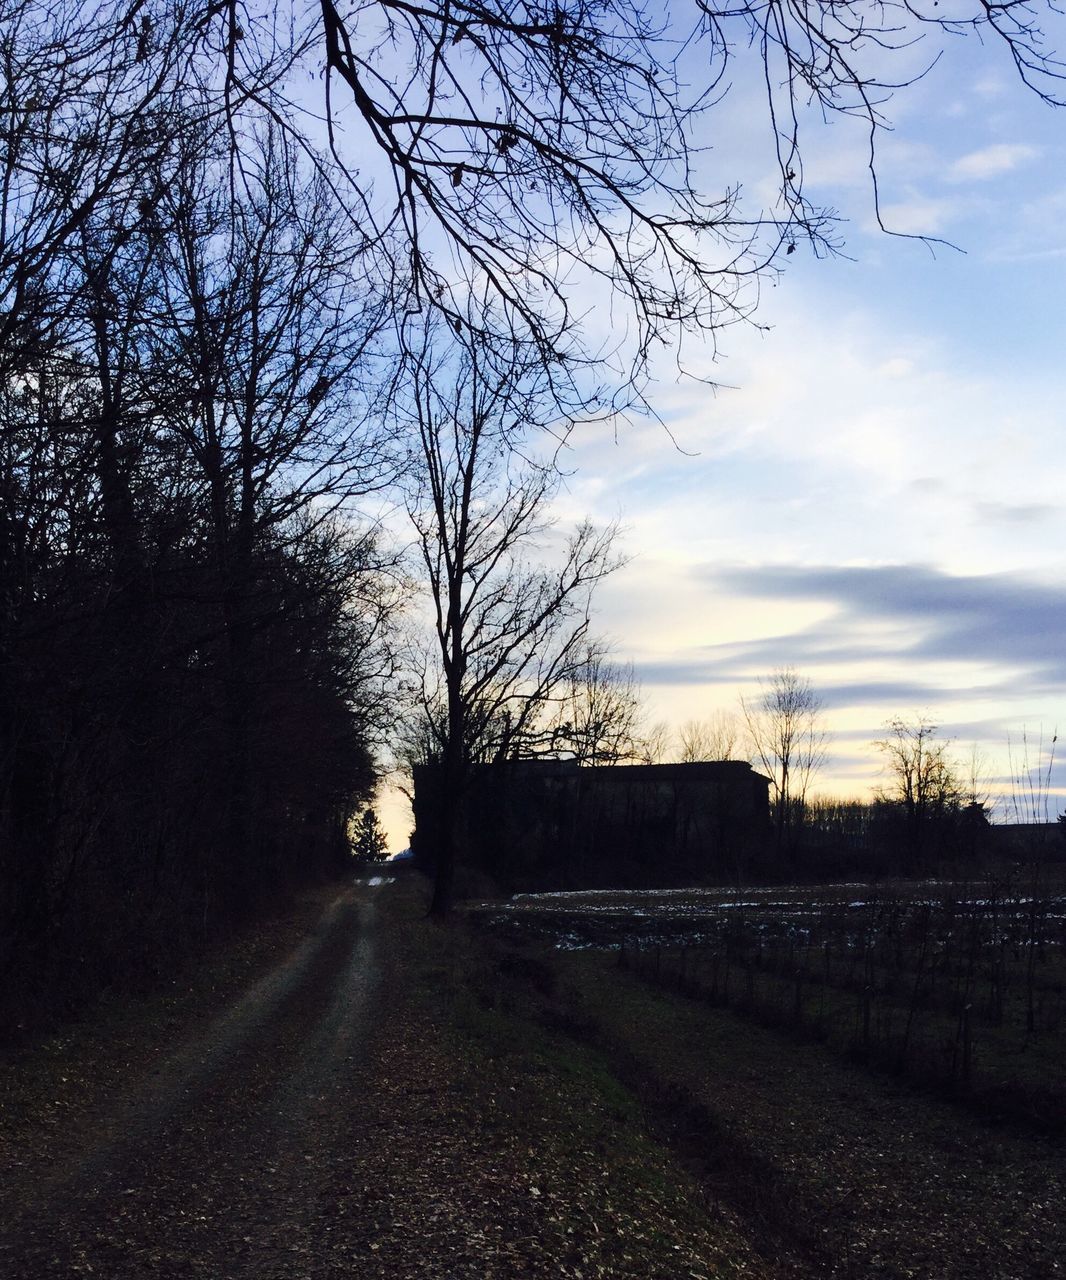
[[988, 186, 1066, 262], [868, 195, 958, 235], [973, 500, 1057, 526], [638, 657, 961, 711], [637, 658, 751, 687], [972, 75, 1008, 98], [676, 563, 1066, 692], [948, 143, 1039, 182], [876, 356, 915, 378]]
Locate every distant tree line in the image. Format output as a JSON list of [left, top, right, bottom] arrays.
[[641, 687, 1062, 880]]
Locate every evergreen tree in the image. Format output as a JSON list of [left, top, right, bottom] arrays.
[[353, 809, 390, 863]]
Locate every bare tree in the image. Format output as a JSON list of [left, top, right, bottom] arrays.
[[875, 717, 962, 866], [639, 720, 673, 765], [5, 0, 1066, 410], [542, 647, 647, 765], [678, 720, 714, 763], [0, 70, 402, 996], [132, 122, 397, 901], [742, 667, 829, 854], [0, 0, 311, 367], [400, 321, 619, 912], [678, 710, 741, 762], [149, 125, 395, 533], [310, 0, 1066, 400], [962, 742, 993, 813], [1004, 726, 1058, 826]]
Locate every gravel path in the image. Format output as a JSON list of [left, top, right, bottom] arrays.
[[1, 885, 382, 1278]]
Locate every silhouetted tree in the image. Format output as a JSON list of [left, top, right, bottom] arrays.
[[542, 648, 648, 765], [142, 122, 395, 905], [308, 0, 1066, 407], [353, 808, 390, 863], [639, 721, 674, 765], [678, 711, 741, 762], [874, 717, 962, 868], [742, 667, 829, 857], [11, 0, 1063, 412], [0, 80, 399, 1023], [399, 320, 619, 913]]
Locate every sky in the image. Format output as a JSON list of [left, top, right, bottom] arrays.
[[378, 19, 1066, 848], [551, 37, 1066, 821]]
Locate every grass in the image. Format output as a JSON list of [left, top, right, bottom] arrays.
[[546, 945, 1066, 1277], [458, 878, 1066, 1277], [383, 882, 779, 1278]]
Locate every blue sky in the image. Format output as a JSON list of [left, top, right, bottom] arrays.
[[548, 38, 1066, 817]]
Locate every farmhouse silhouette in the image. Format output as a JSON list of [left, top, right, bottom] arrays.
[[413, 759, 773, 891]]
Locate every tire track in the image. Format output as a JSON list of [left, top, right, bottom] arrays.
[[0, 885, 382, 1278]]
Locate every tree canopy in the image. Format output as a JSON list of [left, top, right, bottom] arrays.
[[6, 0, 1064, 407]]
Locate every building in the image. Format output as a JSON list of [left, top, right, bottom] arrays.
[[412, 758, 773, 892]]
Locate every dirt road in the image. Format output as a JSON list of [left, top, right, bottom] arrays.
[[1, 883, 384, 1278], [0, 876, 778, 1280]]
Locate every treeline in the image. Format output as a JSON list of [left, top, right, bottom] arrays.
[[798, 796, 995, 879], [668, 687, 1062, 879], [0, 16, 398, 1025]]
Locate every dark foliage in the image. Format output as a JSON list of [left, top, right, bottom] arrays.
[[0, 52, 395, 1034], [352, 808, 390, 863], [0, 458, 388, 1027]]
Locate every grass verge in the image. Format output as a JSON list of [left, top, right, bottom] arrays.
[[376, 877, 780, 1279]]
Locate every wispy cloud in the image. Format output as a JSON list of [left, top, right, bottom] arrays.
[[638, 656, 960, 711], [948, 143, 1039, 182], [697, 563, 1066, 686], [987, 186, 1066, 261], [974, 500, 1057, 526], [972, 75, 1008, 98]]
